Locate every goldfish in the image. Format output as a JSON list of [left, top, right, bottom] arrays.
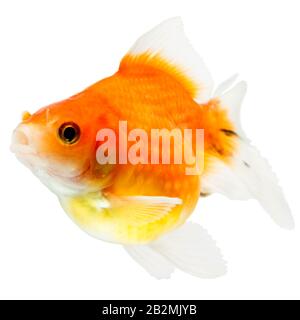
[[11, 18, 294, 279]]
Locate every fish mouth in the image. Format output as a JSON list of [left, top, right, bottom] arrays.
[[11, 131, 43, 170], [11, 145, 43, 172], [11, 124, 37, 156]]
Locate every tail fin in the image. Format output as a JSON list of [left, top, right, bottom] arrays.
[[124, 222, 226, 279], [202, 80, 294, 229]]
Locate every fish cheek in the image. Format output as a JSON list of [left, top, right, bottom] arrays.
[[39, 132, 89, 177]]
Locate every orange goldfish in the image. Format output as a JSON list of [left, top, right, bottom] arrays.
[[11, 18, 293, 279]]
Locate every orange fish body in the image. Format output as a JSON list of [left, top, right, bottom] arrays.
[[59, 53, 236, 244], [11, 18, 293, 278]]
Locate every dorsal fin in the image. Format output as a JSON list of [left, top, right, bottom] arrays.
[[119, 17, 213, 103]]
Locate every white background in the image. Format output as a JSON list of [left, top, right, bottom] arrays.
[[0, 0, 299, 300]]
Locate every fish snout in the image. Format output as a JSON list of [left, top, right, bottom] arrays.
[[11, 124, 36, 155]]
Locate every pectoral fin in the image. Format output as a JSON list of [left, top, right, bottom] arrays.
[[60, 193, 183, 243], [108, 195, 183, 227]]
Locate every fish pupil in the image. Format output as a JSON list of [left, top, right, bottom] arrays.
[[64, 127, 76, 141], [59, 122, 80, 144]]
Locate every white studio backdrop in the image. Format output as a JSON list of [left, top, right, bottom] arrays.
[[0, 0, 299, 299]]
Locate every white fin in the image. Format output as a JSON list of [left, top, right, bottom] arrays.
[[202, 83, 294, 229], [127, 222, 226, 279], [122, 17, 213, 103], [124, 245, 174, 279], [220, 81, 248, 139], [213, 74, 238, 97], [202, 157, 251, 200], [153, 222, 226, 278], [108, 195, 182, 227], [234, 141, 294, 229]]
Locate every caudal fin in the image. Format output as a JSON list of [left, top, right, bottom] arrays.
[[202, 81, 294, 229], [124, 222, 226, 279]]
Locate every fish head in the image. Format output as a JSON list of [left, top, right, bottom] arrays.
[[11, 90, 111, 196]]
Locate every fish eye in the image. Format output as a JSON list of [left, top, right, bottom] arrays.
[[58, 122, 81, 145]]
